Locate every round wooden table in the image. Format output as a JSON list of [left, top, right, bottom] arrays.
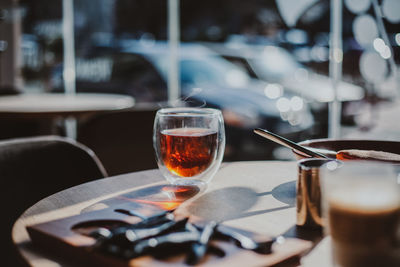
[[12, 161, 331, 267], [0, 93, 135, 139]]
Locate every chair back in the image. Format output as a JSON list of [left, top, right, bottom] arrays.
[[0, 135, 107, 266]]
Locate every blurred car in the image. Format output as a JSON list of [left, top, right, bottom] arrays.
[[51, 41, 315, 160], [202, 42, 366, 135]]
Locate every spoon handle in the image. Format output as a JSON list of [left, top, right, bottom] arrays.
[[254, 128, 329, 159]]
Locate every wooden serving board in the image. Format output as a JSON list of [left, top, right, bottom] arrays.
[[27, 200, 312, 267]]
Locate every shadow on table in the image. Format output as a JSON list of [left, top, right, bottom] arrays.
[[258, 180, 296, 206], [269, 182, 324, 251], [184, 183, 297, 223], [185, 187, 258, 222], [81, 184, 201, 213], [82, 181, 298, 224], [268, 181, 323, 246], [81, 180, 322, 246], [232, 181, 297, 221], [282, 225, 323, 245]]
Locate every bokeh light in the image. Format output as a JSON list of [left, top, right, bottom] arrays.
[[276, 97, 291, 112], [264, 83, 283, 99]]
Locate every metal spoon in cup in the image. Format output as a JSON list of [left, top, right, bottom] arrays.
[[253, 128, 334, 159]]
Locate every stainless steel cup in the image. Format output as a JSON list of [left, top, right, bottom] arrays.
[[296, 158, 333, 229]]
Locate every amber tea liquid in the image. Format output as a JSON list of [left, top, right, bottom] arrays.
[[160, 128, 218, 177]]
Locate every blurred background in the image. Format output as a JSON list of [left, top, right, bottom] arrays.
[[1, 0, 400, 175]]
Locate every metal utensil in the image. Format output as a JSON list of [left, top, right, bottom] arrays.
[[254, 128, 331, 159], [186, 221, 218, 265], [114, 208, 173, 222], [215, 225, 283, 254]]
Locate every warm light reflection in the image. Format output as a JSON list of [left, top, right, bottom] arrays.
[[114, 185, 200, 211], [132, 199, 181, 210], [163, 185, 200, 199], [162, 186, 191, 193]]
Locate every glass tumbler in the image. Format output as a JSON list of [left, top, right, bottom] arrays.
[[153, 107, 225, 188], [321, 161, 400, 267]]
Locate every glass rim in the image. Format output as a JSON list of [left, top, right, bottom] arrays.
[[156, 107, 222, 116]]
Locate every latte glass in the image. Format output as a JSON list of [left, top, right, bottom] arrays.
[[321, 161, 400, 267]]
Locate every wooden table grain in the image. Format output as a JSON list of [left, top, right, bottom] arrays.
[[12, 161, 330, 266]]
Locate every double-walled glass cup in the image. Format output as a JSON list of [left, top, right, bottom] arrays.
[[153, 107, 225, 188]]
